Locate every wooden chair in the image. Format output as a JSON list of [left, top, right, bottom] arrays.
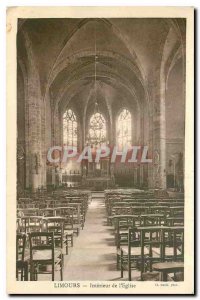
[[29, 231, 63, 281], [42, 208, 55, 217], [56, 209, 74, 251], [115, 215, 141, 247], [165, 217, 184, 226], [139, 226, 166, 280], [142, 226, 184, 281], [140, 214, 164, 226], [131, 206, 147, 215], [162, 227, 184, 262], [113, 206, 132, 216], [25, 217, 44, 234], [67, 204, 83, 234], [148, 206, 169, 215], [169, 206, 184, 218], [120, 227, 149, 280], [18, 198, 32, 206], [16, 233, 28, 281], [16, 217, 26, 233], [44, 217, 67, 256], [149, 227, 184, 263], [24, 203, 36, 209], [17, 208, 39, 217], [115, 216, 141, 270], [45, 199, 55, 208]]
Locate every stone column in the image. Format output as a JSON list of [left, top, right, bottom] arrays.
[[147, 101, 154, 189], [22, 30, 43, 192], [140, 164, 144, 187], [50, 94, 56, 187], [27, 104, 42, 192], [149, 69, 167, 189], [159, 77, 167, 189], [27, 75, 42, 191]]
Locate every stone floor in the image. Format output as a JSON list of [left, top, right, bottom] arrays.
[[63, 192, 121, 281]]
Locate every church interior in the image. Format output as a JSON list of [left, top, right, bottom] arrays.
[[16, 18, 185, 281]]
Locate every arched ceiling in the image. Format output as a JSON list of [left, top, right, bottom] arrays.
[[18, 18, 185, 116]]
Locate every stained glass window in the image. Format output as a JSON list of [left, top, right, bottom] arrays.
[[117, 109, 132, 149], [63, 109, 77, 146], [88, 112, 106, 146]]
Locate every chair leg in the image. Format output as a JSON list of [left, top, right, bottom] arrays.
[[128, 257, 131, 281], [24, 262, 28, 281], [35, 268, 38, 281], [117, 254, 119, 270], [21, 268, 24, 281], [34, 264, 38, 281], [52, 263, 55, 281], [60, 256, 63, 281], [30, 263, 34, 281], [16, 264, 18, 280], [71, 235, 73, 247], [65, 238, 68, 255], [120, 249, 123, 278]]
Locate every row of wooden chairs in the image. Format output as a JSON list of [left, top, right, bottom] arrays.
[[121, 226, 184, 281], [18, 197, 88, 215], [113, 215, 184, 249], [16, 217, 74, 281], [104, 191, 184, 281], [17, 194, 90, 229], [17, 231, 63, 281], [17, 206, 83, 235], [16, 190, 91, 281], [106, 197, 184, 218], [107, 206, 184, 226]]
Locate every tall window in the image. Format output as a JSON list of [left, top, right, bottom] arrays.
[[63, 109, 77, 146], [88, 112, 106, 147], [117, 109, 132, 148]]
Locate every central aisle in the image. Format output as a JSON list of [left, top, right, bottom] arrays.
[[63, 193, 121, 281]]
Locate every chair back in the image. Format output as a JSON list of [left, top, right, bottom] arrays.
[[29, 231, 54, 260], [45, 219, 65, 249], [26, 217, 44, 233], [163, 227, 184, 261], [16, 233, 26, 261]]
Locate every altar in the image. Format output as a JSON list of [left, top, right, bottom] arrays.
[[82, 159, 115, 190], [83, 176, 114, 190]]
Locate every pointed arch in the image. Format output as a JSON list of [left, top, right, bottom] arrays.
[[116, 108, 132, 149], [88, 112, 107, 147], [63, 109, 78, 146]]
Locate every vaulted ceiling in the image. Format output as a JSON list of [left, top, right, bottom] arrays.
[[18, 18, 185, 118]]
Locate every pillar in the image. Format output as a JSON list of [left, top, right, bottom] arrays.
[[149, 69, 167, 189]]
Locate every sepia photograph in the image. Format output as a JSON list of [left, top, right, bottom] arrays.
[[6, 6, 194, 294]]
